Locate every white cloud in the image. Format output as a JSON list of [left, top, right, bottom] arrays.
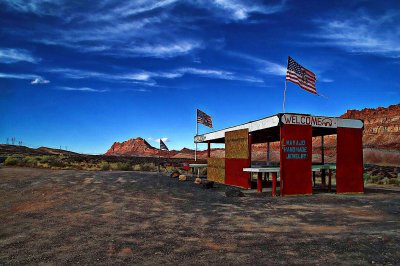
[[117, 41, 202, 58], [0, 72, 41, 80], [31, 78, 50, 84], [313, 11, 400, 58], [154, 137, 169, 143], [2, 0, 65, 16], [197, 0, 285, 21], [319, 78, 334, 83], [57, 86, 108, 92], [0, 48, 38, 64], [178, 67, 263, 82], [226, 51, 286, 76]]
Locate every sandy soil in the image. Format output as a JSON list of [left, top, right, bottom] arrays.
[[0, 167, 399, 265]]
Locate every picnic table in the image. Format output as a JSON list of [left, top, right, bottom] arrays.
[[243, 167, 280, 196], [189, 163, 208, 177], [243, 164, 337, 196], [312, 164, 336, 191]]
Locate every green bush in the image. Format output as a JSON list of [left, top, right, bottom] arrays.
[[110, 162, 131, 171], [388, 178, 400, 186], [141, 163, 157, 172], [133, 164, 142, 171], [4, 156, 20, 166], [22, 156, 39, 167], [100, 161, 110, 171]]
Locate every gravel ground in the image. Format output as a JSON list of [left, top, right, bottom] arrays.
[[0, 167, 399, 265]]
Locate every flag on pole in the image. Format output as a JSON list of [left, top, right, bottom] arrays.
[[160, 139, 169, 151], [286, 56, 317, 94], [197, 109, 213, 128]]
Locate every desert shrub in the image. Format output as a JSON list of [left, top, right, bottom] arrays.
[[100, 161, 110, 171], [141, 163, 157, 172], [133, 164, 142, 171], [388, 178, 400, 186], [110, 162, 131, 171], [22, 156, 39, 167], [363, 173, 380, 184], [4, 156, 20, 166], [39, 155, 54, 164]]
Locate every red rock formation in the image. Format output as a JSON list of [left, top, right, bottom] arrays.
[[105, 138, 161, 156]]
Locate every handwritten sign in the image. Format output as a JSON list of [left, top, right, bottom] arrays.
[[282, 139, 308, 159], [281, 114, 338, 128]]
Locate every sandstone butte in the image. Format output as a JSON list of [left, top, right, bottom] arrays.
[[105, 104, 400, 166]]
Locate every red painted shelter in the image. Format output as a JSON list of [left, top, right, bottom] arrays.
[[194, 113, 364, 196]]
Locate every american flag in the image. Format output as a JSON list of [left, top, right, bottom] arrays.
[[197, 109, 213, 128], [286, 56, 317, 94], [160, 139, 169, 151]]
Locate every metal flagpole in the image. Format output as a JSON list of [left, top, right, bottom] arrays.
[[282, 79, 287, 113], [158, 139, 161, 173], [195, 109, 198, 161]]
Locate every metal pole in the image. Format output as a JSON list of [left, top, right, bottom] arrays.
[[282, 79, 287, 113], [195, 118, 198, 161], [321, 135, 325, 164]]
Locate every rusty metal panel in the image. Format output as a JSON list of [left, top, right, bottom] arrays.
[[225, 129, 249, 159], [207, 158, 225, 184]]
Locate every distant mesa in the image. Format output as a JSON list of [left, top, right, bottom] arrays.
[[104, 104, 400, 165]]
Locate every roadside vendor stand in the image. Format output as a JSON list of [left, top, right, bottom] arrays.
[[194, 113, 364, 196]]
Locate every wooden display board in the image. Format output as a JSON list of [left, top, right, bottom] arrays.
[[225, 129, 249, 159], [207, 158, 225, 184]]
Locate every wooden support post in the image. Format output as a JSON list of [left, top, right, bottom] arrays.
[[257, 172, 262, 193], [313, 171, 316, 187], [328, 169, 332, 192], [272, 172, 277, 197], [207, 141, 211, 158], [321, 169, 326, 189]]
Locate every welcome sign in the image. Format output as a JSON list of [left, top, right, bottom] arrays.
[[281, 114, 338, 128]]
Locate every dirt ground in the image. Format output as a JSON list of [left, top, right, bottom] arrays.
[[1, 167, 399, 265]]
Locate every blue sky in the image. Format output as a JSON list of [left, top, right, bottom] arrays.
[[0, 0, 399, 154]]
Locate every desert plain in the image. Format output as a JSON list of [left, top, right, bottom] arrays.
[[1, 167, 399, 265]]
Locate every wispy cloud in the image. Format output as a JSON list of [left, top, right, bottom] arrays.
[[319, 78, 334, 83], [0, 72, 41, 80], [178, 67, 263, 82], [2, 0, 65, 16], [57, 86, 108, 92], [109, 40, 203, 58], [0, 48, 38, 64], [227, 51, 286, 76], [46, 66, 263, 85], [31, 78, 50, 84], [312, 11, 400, 58], [196, 0, 286, 21]]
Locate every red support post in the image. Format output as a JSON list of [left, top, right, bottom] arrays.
[[257, 172, 262, 193], [207, 141, 211, 158], [272, 172, 277, 197]]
